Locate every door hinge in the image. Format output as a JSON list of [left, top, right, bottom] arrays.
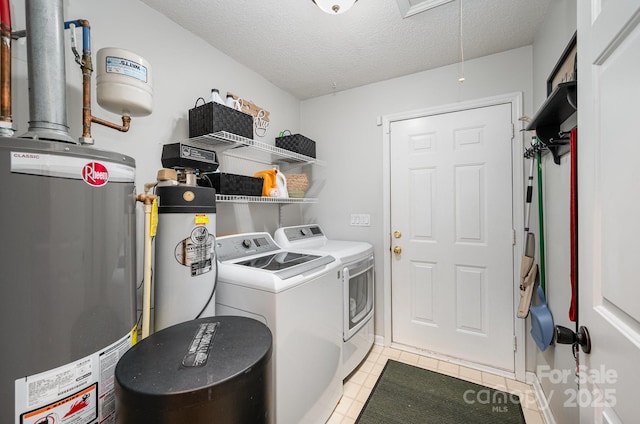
[[512, 229, 516, 246], [514, 336, 518, 352], [511, 123, 515, 140]]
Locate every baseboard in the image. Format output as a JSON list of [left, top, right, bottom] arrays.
[[526, 371, 556, 424], [374, 334, 385, 346]]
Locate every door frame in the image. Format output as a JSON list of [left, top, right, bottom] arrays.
[[381, 92, 526, 381]]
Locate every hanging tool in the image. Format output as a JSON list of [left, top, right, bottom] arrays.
[[517, 140, 538, 318], [524, 150, 535, 238], [569, 128, 578, 322], [537, 140, 547, 292], [530, 281, 554, 351], [529, 138, 554, 350], [517, 234, 537, 318]]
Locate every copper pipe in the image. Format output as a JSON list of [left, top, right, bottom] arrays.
[[0, 25, 11, 125], [136, 193, 156, 205], [1, 0, 11, 132], [92, 114, 131, 132], [81, 53, 93, 141], [74, 19, 131, 143], [76, 19, 90, 31]]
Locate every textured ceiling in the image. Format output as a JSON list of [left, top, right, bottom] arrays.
[[141, 0, 551, 100]]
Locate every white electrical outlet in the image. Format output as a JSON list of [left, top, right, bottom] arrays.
[[350, 214, 371, 226]]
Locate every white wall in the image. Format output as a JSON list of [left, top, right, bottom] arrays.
[[532, 0, 577, 112], [9, 0, 303, 273], [530, 1, 577, 423], [8, 3, 580, 410], [300, 46, 534, 339]]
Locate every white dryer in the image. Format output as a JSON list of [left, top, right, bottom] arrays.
[[274, 225, 375, 378], [214, 232, 342, 424]]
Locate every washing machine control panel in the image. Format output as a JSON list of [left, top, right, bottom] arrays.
[[217, 232, 281, 262]]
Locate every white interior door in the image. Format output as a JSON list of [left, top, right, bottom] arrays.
[[390, 103, 515, 371], [577, 2, 640, 423]]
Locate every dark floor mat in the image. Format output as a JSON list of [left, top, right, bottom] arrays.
[[356, 360, 525, 424]]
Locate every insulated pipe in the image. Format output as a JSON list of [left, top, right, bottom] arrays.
[[65, 19, 90, 51], [142, 201, 152, 339], [0, 0, 13, 136], [136, 193, 157, 339], [22, 0, 74, 143]]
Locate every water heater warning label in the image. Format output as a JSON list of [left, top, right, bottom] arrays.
[[15, 332, 133, 424], [174, 227, 215, 276], [20, 384, 98, 424]]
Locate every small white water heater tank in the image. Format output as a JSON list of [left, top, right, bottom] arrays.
[[97, 47, 153, 116]]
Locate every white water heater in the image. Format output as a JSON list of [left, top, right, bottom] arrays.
[[154, 185, 217, 331], [96, 47, 153, 117]]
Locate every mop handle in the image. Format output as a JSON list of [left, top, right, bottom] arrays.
[[524, 157, 535, 234], [536, 145, 546, 292]]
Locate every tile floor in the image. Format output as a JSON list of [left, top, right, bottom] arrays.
[[327, 345, 546, 424]]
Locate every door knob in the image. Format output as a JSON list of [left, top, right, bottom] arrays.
[[393, 246, 402, 254], [555, 325, 591, 354], [394, 231, 402, 239]]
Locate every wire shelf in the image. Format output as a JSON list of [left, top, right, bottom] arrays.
[[216, 194, 318, 204], [185, 131, 325, 166]]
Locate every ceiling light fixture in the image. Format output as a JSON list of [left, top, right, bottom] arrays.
[[313, 0, 357, 14]]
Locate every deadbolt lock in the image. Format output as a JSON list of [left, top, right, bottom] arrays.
[[393, 246, 402, 254], [394, 231, 402, 239]]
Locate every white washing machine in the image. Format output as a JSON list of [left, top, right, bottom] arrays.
[[214, 232, 343, 424], [274, 225, 375, 378]]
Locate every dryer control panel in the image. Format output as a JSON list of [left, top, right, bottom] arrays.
[[275, 224, 327, 246]]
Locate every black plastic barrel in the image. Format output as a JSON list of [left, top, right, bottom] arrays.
[[115, 316, 272, 423]]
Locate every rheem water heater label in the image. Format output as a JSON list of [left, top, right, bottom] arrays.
[[10, 152, 135, 183]]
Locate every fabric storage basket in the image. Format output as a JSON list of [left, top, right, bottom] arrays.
[[285, 173, 309, 198], [275, 134, 316, 158], [210, 173, 264, 196], [189, 101, 254, 140]]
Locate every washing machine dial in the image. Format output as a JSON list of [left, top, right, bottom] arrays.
[[242, 239, 252, 249], [300, 228, 310, 237]]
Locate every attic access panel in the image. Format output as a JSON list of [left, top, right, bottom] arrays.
[[396, 0, 455, 18]]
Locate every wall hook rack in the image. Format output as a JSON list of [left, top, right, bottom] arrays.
[[525, 81, 577, 164], [523, 135, 570, 160], [524, 132, 569, 161]]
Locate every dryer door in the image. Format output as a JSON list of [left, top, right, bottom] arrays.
[[343, 255, 374, 341]]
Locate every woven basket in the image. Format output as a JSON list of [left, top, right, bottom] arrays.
[[276, 134, 316, 158], [285, 174, 309, 192], [189, 101, 253, 140], [210, 173, 263, 196]]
